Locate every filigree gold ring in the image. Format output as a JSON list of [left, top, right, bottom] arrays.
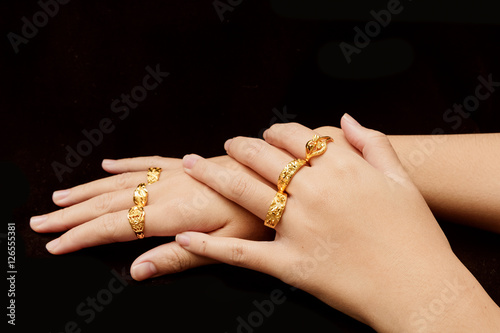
[[127, 167, 162, 239], [147, 167, 162, 184], [264, 135, 333, 229]]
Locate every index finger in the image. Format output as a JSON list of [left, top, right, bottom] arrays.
[[102, 156, 181, 174]]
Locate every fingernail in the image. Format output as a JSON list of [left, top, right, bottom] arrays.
[[102, 159, 115, 166], [343, 113, 361, 127], [131, 262, 158, 281], [52, 189, 70, 203], [262, 130, 268, 140], [176, 233, 190, 247], [30, 215, 47, 229], [224, 139, 233, 151], [182, 154, 201, 170], [46, 238, 60, 253]]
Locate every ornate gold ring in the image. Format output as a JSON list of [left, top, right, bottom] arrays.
[[127, 167, 162, 239], [264, 135, 333, 229]]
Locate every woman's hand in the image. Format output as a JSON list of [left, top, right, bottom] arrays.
[[176, 116, 500, 332], [30, 156, 272, 280]]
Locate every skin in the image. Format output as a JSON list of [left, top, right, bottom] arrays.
[[176, 116, 500, 332], [31, 156, 272, 280], [29, 114, 500, 330], [30, 122, 500, 283]]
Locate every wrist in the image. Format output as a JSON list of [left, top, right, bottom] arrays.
[[365, 253, 500, 332]]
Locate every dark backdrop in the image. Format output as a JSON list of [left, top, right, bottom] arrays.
[[2, 1, 500, 332]]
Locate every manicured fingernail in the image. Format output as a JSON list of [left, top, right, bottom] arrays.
[[343, 113, 361, 127], [176, 233, 190, 247], [224, 139, 233, 151], [182, 154, 201, 170], [131, 262, 158, 281], [52, 189, 70, 202], [46, 238, 60, 253], [30, 215, 47, 229], [102, 159, 115, 166]]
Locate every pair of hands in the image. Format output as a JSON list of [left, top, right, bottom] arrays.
[[31, 115, 495, 331]]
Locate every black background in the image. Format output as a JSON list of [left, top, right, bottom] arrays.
[[2, 0, 500, 332]]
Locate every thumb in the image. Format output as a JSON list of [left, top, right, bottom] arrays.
[[176, 232, 277, 275], [341, 113, 410, 185]]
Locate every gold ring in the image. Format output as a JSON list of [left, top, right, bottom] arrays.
[[133, 183, 148, 207], [128, 206, 145, 239], [264, 192, 287, 228], [263, 135, 333, 229], [277, 159, 306, 193], [128, 166, 160, 240], [147, 167, 162, 184], [305, 135, 334, 163]]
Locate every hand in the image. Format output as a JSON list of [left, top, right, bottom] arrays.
[[176, 117, 500, 332], [30, 156, 272, 280]]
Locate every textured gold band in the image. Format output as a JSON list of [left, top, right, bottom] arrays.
[[147, 167, 162, 184], [264, 192, 287, 228], [277, 159, 306, 194], [133, 183, 148, 207], [264, 135, 333, 229], [128, 206, 145, 239], [128, 167, 162, 239]]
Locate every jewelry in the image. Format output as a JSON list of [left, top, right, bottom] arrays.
[[264, 135, 333, 229], [127, 167, 161, 239], [277, 159, 306, 193], [147, 167, 162, 184], [305, 135, 334, 162], [264, 192, 287, 228], [128, 206, 145, 239], [133, 183, 148, 207]]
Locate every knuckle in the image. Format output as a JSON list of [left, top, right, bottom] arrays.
[[315, 126, 342, 137], [228, 242, 246, 266], [101, 215, 119, 242], [240, 139, 265, 162], [229, 176, 252, 200], [114, 172, 131, 188], [94, 192, 113, 213], [267, 122, 302, 143], [53, 207, 75, 232], [146, 155, 163, 167], [166, 245, 192, 273]]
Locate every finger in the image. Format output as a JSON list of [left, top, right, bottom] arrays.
[[262, 122, 322, 163], [130, 215, 272, 280], [341, 113, 411, 185], [44, 192, 236, 255], [183, 155, 276, 220], [224, 137, 295, 184], [45, 209, 137, 254], [33, 188, 134, 233], [176, 232, 279, 276], [131, 242, 216, 281], [102, 156, 180, 174], [52, 171, 146, 207], [45, 204, 181, 255]]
